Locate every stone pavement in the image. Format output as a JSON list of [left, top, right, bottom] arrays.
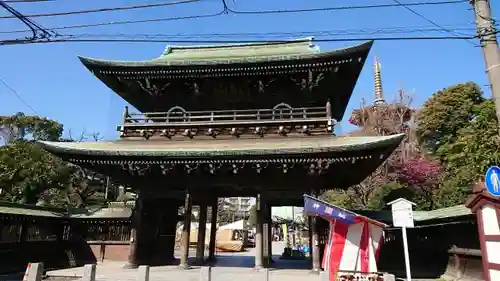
[[46, 242, 317, 281], [45, 242, 441, 281]]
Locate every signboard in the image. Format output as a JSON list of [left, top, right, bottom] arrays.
[[392, 207, 415, 228], [388, 198, 415, 228], [387, 198, 415, 281], [485, 166, 500, 196]]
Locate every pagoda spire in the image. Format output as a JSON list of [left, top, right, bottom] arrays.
[[373, 56, 385, 105]]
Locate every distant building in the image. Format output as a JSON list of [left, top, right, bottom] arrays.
[[272, 206, 304, 223], [223, 197, 256, 216]]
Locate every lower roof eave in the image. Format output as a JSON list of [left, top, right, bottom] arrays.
[[37, 134, 405, 159]]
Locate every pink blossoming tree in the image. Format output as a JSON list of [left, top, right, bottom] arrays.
[[394, 156, 443, 209]]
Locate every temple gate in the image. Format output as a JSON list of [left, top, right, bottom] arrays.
[[39, 38, 404, 270]]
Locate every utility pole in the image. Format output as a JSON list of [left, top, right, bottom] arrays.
[[471, 0, 500, 124]]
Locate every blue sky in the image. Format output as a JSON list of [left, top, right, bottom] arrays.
[[0, 0, 498, 140]]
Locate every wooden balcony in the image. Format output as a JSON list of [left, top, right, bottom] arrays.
[[118, 102, 336, 139]]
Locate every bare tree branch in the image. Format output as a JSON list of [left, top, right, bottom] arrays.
[[338, 88, 420, 209]]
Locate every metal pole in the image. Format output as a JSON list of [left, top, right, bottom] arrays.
[[402, 226, 412, 281], [471, 0, 500, 125]]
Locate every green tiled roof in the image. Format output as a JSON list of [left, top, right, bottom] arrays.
[[37, 134, 405, 157], [0, 202, 66, 218], [357, 205, 473, 225], [156, 37, 319, 62], [413, 204, 472, 222], [70, 207, 132, 219], [78, 39, 372, 67], [0, 200, 473, 223], [0, 202, 135, 219]]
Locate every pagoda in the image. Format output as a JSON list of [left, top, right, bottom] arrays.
[[38, 38, 404, 270], [349, 57, 413, 135]]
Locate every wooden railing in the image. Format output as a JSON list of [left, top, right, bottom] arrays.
[[82, 224, 131, 242], [118, 102, 335, 139]]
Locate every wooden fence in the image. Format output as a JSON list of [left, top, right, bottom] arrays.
[[0, 215, 95, 274]]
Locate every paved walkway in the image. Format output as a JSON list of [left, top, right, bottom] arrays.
[[46, 242, 317, 281], [45, 242, 442, 281]]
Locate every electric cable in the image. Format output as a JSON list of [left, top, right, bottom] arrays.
[[0, 8, 228, 35], [391, 0, 477, 45], [0, 76, 39, 115], [475, 11, 499, 40], [3, 0, 53, 2], [66, 26, 477, 40], [0, 0, 467, 35], [0, 35, 481, 47], [222, 0, 467, 15], [0, 0, 56, 40], [0, 0, 201, 19]]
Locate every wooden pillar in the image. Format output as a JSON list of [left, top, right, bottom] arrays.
[[208, 197, 218, 261], [308, 216, 313, 264], [267, 204, 273, 266], [179, 192, 192, 269], [263, 203, 270, 267], [195, 202, 208, 265], [164, 200, 179, 264], [311, 191, 321, 272], [125, 196, 143, 269], [243, 218, 249, 246], [255, 193, 264, 269], [99, 244, 106, 262]]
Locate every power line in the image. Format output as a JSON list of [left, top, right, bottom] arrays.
[[0, 0, 201, 19], [0, 76, 39, 115], [0, 35, 480, 47], [391, 0, 477, 46], [0, 0, 56, 40], [5, 23, 477, 44], [0, 0, 467, 35], [0, 10, 227, 35], [3, 0, 53, 2], [66, 26, 477, 40], [223, 0, 467, 15]]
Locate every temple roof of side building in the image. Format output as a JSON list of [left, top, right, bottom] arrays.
[[78, 38, 370, 67], [37, 134, 405, 158], [0, 202, 67, 218], [0, 200, 473, 224], [70, 206, 133, 220], [356, 204, 473, 225], [67, 204, 474, 222], [414, 204, 472, 222], [0, 201, 136, 219]]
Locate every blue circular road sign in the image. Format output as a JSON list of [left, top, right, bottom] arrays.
[[485, 166, 500, 196]]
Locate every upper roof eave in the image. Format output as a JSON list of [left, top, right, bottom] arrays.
[[37, 133, 404, 158], [78, 40, 373, 69]]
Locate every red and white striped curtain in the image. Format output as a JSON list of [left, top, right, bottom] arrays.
[[322, 220, 384, 280]]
